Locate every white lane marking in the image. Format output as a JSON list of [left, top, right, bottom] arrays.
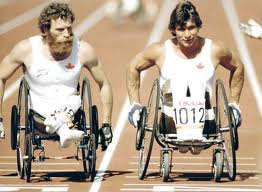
[[221, 0, 262, 118], [127, 168, 259, 173], [129, 162, 256, 166], [0, 169, 77, 172], [120, 187, 262, 192], [121, 184, 262, 192], [124, 175, 259, 180], [151, 186, 262, 192], [0, 162, 79, 165], [0, 2, 49, 35], [3, 78, 21, 101], [124, 184, 262, 187], [0, 185, 68, 192], [0, 187, 68, 192], [74, 4, 107, 36], [89, 1, 177, 192], [0, 0, 16, 7], [2, 3, 107, 102], [131, 156, 257, 160]]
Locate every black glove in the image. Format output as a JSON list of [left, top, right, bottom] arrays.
[[99, 123, 113, 151]]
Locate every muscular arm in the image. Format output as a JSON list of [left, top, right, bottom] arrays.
[[126, 42, 163, 104], [213, 41, 245, 103], [0, 39, 30, 117], [80, 41, 113, 124]]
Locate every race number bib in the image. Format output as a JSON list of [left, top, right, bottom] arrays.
[[173, 98, 206, 140]]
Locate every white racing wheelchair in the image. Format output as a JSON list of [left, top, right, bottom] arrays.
[[10, 77, 99, 182], [135, 79, 239, 182]]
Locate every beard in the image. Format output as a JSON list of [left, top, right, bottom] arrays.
[[45, 33, 74, 54]]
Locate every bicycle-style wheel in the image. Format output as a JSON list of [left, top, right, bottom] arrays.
[[138, 79, 160, 179], [213, 148, 224, 182], [81, 78, 97, 180], [14, 78, 31, 180], [215, 79, 236, 181], [136, 107, 147, 150]]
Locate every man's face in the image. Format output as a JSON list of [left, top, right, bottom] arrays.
[[172, 19, 199, 48], [46, 18, 74, 54]]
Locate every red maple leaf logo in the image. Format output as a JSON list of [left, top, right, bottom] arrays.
[[65, 63, 75, 69], [196, 63, 204, 69]]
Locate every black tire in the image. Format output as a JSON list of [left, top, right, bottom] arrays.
[[24, 134, 32, 182], [136, 107, 147, 150], [11, 105, 18, 150], [81, 78, 97, 181], [81, 78, 93, 136], [92, 105, 99, 149], [80, 111, 88, 176], [15, 78, 30, 179], [213, 150, 223, 182], [215, 79, 236, 181], [16, 147, 24, 178], [138, 79, 160, 180], [88, 134, 96, 181], [162, 152, 170, 182], [229, 107, 239, 151]]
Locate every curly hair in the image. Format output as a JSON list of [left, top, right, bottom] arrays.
[[38, 2, 75, 33], [168, 1, 202, 31]]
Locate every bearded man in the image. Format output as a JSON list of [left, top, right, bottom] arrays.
[[0, 2, 113, 150]]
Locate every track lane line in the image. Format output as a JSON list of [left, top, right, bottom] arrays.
[[89, 1, 177, 191], [221, 0, 262, 118]]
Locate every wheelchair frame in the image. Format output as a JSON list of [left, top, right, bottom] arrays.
[[136, 79, 238, 182], [10, 77, 99, 182]]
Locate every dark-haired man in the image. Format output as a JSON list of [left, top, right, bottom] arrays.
[[127, 1, 244, 145], [0, 2, 113, 150]]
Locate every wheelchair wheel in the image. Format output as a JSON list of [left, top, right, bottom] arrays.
[[213, 149, 224, 182], [229, 107, 239, 151], [138, 79, 160, 180], [92, 105, 99, 149], [215, 79, 236, 181], [81, 78, 97, 181], [161, 152, 170, 182], [88, 133, 96, 181], [136, 107, 147, 150], [14, 78, 31, 180], [24, 133, 32, 182], [11, 106, 18, 150]]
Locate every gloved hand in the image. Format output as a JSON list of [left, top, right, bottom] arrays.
[[0, 122, 5, 139], [128, 103, 142, 128], [240, 19, 262, 39], [99, 123, 113, 151], [229, 102, 242, 128]]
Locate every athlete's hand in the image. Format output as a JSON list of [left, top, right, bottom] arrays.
[[229, 102, 242, 128], [0, 122, 5, 139], [240, 19, 262, 39], [128, 103, 142, 128], [99, 123, 113, 151]]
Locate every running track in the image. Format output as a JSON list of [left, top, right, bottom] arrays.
[[0, 0, 262, 191]]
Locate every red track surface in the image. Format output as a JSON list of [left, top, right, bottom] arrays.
[[0, 0, 262, 191]]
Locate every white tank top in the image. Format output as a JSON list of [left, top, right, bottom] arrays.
[[25, 35, 82, 117], [160, 38, 215, 99]]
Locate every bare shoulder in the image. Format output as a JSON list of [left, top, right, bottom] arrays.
[[10, 38, 32, 60], [143, 42, 164, 59], [211, 40, 231, 58], [79, 40, 98, 68], [79, 40, 96, 59]]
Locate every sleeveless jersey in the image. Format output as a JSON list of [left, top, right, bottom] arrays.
[[160, 38, 215, 117], [25, 35, 82, 117]]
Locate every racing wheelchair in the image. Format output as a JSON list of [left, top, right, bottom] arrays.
[[10, 77, 99, 182], [135, 79, 239, 182]]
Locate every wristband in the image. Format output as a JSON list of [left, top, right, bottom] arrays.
[[0, 117, 2, 122]]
